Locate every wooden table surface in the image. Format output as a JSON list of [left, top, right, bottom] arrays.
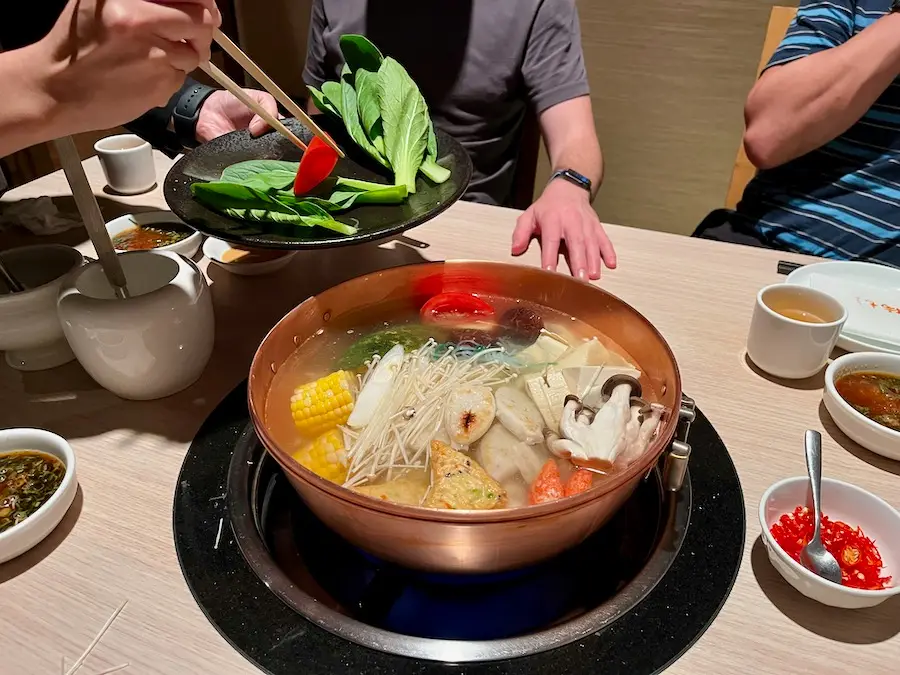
[[1, 153, 898, 674]]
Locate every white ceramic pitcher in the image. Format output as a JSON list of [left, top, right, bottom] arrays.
[[57, 250, 214, 400]]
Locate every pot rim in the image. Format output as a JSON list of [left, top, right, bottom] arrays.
[[249, 260, 682, 523]]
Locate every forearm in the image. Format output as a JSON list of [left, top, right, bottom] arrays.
[[744, 12, 900, 169], [0, 44, 62, 157], [539, 97, 603, 201]]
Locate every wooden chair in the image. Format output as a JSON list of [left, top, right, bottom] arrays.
[[724, 6, 797, 209]]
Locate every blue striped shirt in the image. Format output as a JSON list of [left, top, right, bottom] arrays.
[[735, 0, 900, 266]]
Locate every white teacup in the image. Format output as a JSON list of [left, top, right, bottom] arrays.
[[94, 134, 156, 195], [747, 283, 847, 379], [57, 251, 214, 400]]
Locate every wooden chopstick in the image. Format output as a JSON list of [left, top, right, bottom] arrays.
[[212, 29, 345, 159], [199, 61, 308, 152], [53, 136, 130, 299]]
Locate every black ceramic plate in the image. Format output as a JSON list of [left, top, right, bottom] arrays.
[[163, 116, 473, 250]]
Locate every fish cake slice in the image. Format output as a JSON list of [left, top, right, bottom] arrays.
[[424, 440, 507, 510]]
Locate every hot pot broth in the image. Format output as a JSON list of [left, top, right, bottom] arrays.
[[265, 294, 666, 510]]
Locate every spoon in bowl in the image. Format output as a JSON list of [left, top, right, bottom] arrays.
[[800, 429, 842, 585]]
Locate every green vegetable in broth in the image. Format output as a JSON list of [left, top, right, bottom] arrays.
[[338, 325, 436, 370], [0, 450, 65, 533]]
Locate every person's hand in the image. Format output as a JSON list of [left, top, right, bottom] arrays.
[[36, 0, 220, 136], [195, 90, 279, 142], [511, 179, 617, 280]]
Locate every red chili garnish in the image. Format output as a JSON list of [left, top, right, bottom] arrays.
[[420, 292, 495, 326], [293, 136, 339, 195], [770, 506, 892, 590]]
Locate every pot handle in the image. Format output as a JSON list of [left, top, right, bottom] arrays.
[[662, 394, 695, 492]]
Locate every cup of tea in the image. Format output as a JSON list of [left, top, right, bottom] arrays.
[[94, 134, 156, 195], [747, 283, 847, 379]]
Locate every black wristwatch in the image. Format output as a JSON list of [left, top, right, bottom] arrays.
[[548, 168, 593, 196], [892, 0, 900, 13], [173, 82, 216, 149]]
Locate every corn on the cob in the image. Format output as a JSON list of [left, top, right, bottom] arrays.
[[290, 370, 356, 436], [291, 429, 348, 483]]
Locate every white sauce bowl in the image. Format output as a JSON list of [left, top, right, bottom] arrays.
[[203, 237, 296, 276], [759, 476, 900, 609], [824, 352, 900, 462], [0, 428, 78, 564]]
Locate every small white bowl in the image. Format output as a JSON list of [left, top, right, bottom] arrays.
[[203, 237, 297, 276], [0, 244, 84, 371], [759, 476, 900, 609], [824, 352, 900, 462], [106, 211, 202, 258], [0, 428, 78, 564]]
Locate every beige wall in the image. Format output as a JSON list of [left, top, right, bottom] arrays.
[[235, 1, 787, 236]]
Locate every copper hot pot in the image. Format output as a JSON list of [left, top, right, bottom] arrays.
[[248, 261, 683, 574]]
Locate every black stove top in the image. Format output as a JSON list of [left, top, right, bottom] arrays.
[[173, 382, 744, 674]]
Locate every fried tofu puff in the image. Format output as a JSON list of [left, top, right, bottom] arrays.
[[424, 440, 507, 510]]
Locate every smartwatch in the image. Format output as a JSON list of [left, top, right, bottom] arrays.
[[548, 168, 593, 196], [173, 82, 216, 149], [892, 0, 900, 12]]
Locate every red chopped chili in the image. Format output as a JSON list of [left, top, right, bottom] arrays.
[[770, 506, 892, 591]]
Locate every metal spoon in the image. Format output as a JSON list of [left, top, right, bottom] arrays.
[[0, 258, 25, 293], [800, 430, 842, 584]]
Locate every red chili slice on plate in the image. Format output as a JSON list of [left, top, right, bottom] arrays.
[[420, 292, 496, 325], [293, 136, 339, 195]]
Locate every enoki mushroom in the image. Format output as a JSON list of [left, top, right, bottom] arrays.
[[343, 340, 515, 487]]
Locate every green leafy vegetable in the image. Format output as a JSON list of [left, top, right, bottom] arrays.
[[378, 57, 429, 193], [341, 65, 389, 168], [355, 69, 386, 155], [321, 81, 344, 116], [220, 160, 300, 191], [308, 85, 340, 117], [191, 182, 358, 236], [306, 35, 451, 189], [339, 34, 384, 75]]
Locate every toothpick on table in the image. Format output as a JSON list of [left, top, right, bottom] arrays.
[[64, 600, 128, 675]]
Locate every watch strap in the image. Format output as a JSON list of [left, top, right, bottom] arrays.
[[173, 82, 216, 149], [892, 0, 900, 12], [549, 168, 592, 194]]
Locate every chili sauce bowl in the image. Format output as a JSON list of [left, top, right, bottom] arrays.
[[203, 237, 297, 276], [0, 244, 84, 371], [759, 477, 900, 609], [0, 428, 78, 564], [824, 352, 900, 462], [106, 211, 202, 259]]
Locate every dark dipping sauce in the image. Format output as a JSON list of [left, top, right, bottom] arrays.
[[0, 451, 66, 533], [835, 371, 900, 432], [112, 223, 191, 250]]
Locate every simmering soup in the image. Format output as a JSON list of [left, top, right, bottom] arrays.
[[835, 371, 900, 432], [265, 293, 668, 510]]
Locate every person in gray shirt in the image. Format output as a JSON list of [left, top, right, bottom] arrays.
[[303, 0, 615, 280]]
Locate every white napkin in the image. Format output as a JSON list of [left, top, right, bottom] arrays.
[[807, 272, 900, 347], [0, 196, 82, 235]]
